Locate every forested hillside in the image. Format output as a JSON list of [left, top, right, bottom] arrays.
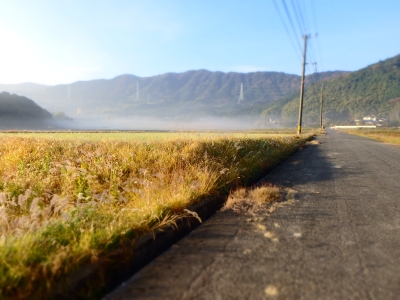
[[262, 54, 400, 125], [0, 92, 53, 129], [0, 92, 52, 119]]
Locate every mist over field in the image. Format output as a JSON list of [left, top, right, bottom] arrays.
[[53, 116, 282, 131], [0, 70, 346, 122], [3, 54, 400, 131]]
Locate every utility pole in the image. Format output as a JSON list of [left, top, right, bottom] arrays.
[[320, 84, 324, 129], [297, 35, 309, 135]]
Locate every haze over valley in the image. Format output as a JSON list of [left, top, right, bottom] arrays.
[[1, 54, 400, 130], [0, 69, 345, 120]]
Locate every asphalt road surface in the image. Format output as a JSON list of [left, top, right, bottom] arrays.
[[105, 129, 400, 300]]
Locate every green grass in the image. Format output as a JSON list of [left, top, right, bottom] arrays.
[[0, 130, 315, 299]]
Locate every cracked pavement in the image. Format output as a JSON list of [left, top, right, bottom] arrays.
[[105, 130, 400, 300]]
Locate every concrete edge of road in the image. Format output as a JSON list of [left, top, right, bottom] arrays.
[[41, 134, 316, 300]]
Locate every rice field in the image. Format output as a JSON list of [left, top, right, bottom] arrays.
[[0, 130, 314, 299], [0, 129, 303, 141]]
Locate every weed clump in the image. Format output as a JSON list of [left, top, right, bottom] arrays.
[[224, 184, 281, 214]]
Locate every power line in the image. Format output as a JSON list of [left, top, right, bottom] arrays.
[[290, 0, 306, 34], [273, 0, 324, 80], [270, 0, 325, 129], [310, 0, 324, 72], [281, 0, 303, 53], [311, 0, 318, 33], [297, 1, 310, 32], [291, 1, 319, 73], [272, 0, 302, 59], [299, 0, 310, 32]]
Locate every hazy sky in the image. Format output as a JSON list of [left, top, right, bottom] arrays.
[[0, 0, 399, 85]]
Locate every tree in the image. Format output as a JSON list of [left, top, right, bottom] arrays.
[[53, 111, 73, 120]]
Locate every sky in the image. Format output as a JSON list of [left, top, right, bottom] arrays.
[[0, 0, 399, 85]]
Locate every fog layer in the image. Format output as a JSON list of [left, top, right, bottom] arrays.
[[52, 116, 282, 131]]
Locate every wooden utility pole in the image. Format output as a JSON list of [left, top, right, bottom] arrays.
[[297, 35, 309, 135], [320, 84, 324, 129]]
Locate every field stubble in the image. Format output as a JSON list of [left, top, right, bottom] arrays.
[[0, 130, 314, 298]]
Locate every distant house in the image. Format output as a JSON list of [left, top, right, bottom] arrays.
[[363, 115, 377, 122], [363, 115, 377, 125], [362, 115, 387, 126]]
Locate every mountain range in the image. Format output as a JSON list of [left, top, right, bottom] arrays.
[[2, 53, 400, 127], [0, 70, 346, 119]]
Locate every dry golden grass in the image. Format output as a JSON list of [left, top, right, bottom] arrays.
[[305, 140, 320, 145], [338, 128, 400, 146], [0, 132, 313, 298], [0, 129, 306, 142], [224, 184, 281, 214]]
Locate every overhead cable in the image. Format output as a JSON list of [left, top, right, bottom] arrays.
[[290, 0, 306, 34], [281, 0, 303, 53], [272, 0, 302, 59]]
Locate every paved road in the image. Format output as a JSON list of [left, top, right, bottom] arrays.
[[105, 130, 400, 300]]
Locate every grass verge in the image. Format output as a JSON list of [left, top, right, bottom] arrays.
[[0, 132, 314, 299], [337, 128, 400, 146]]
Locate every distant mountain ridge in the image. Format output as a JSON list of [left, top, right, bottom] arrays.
[[0, 70, 347, 118]]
